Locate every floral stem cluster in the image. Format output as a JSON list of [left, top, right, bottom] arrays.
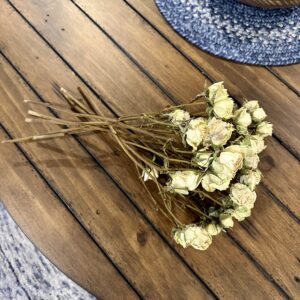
[[3, 82, 273, 251]]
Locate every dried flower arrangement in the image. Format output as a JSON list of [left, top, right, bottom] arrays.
[[3, 82, 273, 251]]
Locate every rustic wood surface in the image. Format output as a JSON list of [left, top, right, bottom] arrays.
[[0, 0, 299, 299]]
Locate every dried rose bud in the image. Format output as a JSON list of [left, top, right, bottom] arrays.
[[173, 225, 212, 251], [243, 100, 259, 113], [192, 151, 212, 168], [224, 145, 249, 157], [201, 173, 231, 192], [244, 154, 260, 169], [252, 107, 267, 122], [205, 223, 222, 236], [232, 206, 252, 221], [240, 169, 262, 191], [256, 121, 273, 137], [168, 109, 190, 125], [185, 117, 208, 151], [230, 183, 257, 208], [211, 160, 234, 181], [219, 213, 234, 228], [233, 107, 252, 134], [241, 135, 266, 154], [206, 117, 234, 146], [208, 82, 234, 120], [168, 170, 201, 195], [219, 151, 244, 176]]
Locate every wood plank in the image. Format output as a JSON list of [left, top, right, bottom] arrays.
[[113, 0, 300, 157], [9, 0, 300, 219], [271, 65, 300, 94], [0, 129, 138, 299], [0, 4, 285, 299]]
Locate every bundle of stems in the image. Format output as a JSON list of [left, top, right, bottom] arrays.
[[3, 87, 223, 226]]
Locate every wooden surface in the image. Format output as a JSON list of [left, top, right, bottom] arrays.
[[0, 0, 299, 299]]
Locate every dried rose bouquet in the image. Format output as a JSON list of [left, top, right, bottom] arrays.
[[3, 82, 273, 251]]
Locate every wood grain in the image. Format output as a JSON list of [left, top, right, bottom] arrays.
[[271, 65, 300, 94], [0, 3, 288, 299], [0, 129, 138, 299]]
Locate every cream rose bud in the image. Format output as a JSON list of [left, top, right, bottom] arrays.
[[211, 160, 233, 181], [185, 118, 208, 151], [224, 145, 249, 158], [201, 173, 231, 192], [230, 183, 257, 208], [213, 97, 234, 120], [173, 228, 187, 248], [233, 206, 252, 221], [233, 107, 252, 128], [244, 154, 260, 169], [173, 225, 212, 250], [193, 151, 212, 168], [208, 81, 228, 103], [243, 100, 259, 113], [208, 82, 234, 119], [142, 168, 159, 182], [241, 135, 266, 154], [205, 223, 222, 236], [252, 107, 267, 122], [219, 151, 243, 176], [168, 109, 190, 125], [256, 121, 273, 137], [169, 171, 201, 195], [240, 169, 262, 191], [207, 117, 234, 146], [219, 213, 234, 228]]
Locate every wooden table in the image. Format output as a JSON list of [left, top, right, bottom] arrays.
[[0, 1, 299, 299]]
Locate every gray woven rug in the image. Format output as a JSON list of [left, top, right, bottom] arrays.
[[0, 202, 96, 300]]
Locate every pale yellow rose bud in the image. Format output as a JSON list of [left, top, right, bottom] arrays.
[[205, 223, 222, 236], [219, 213, 234, 228], [224, 145, 249, 158], [232, 206, 252, 221], [243, 100, 259, 113], [168, 109, 190, 125], [241, 135, 266, 154], [213, 98, 234, 120], [240, 169, 262, 191], [207, 82, 234, 119], [173, 225, 212, 250], [252, 107, 267, 122], [219, 151, 243, 176], [168, 171, 201, 195], [208, 82, 228, 102], [207, 117, 234, 146], [201, 173, 230, 192], [211, 160, 234, 181], [256, 121, 273, 137], [230, 183, 257, 208], [244, 154, 260, 169], [185, 118, 208, 151], [233, 107, 252, 130], [173, 229, 187, 248], [142, 168, 159, 182], [192, 151, 212, 168]]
